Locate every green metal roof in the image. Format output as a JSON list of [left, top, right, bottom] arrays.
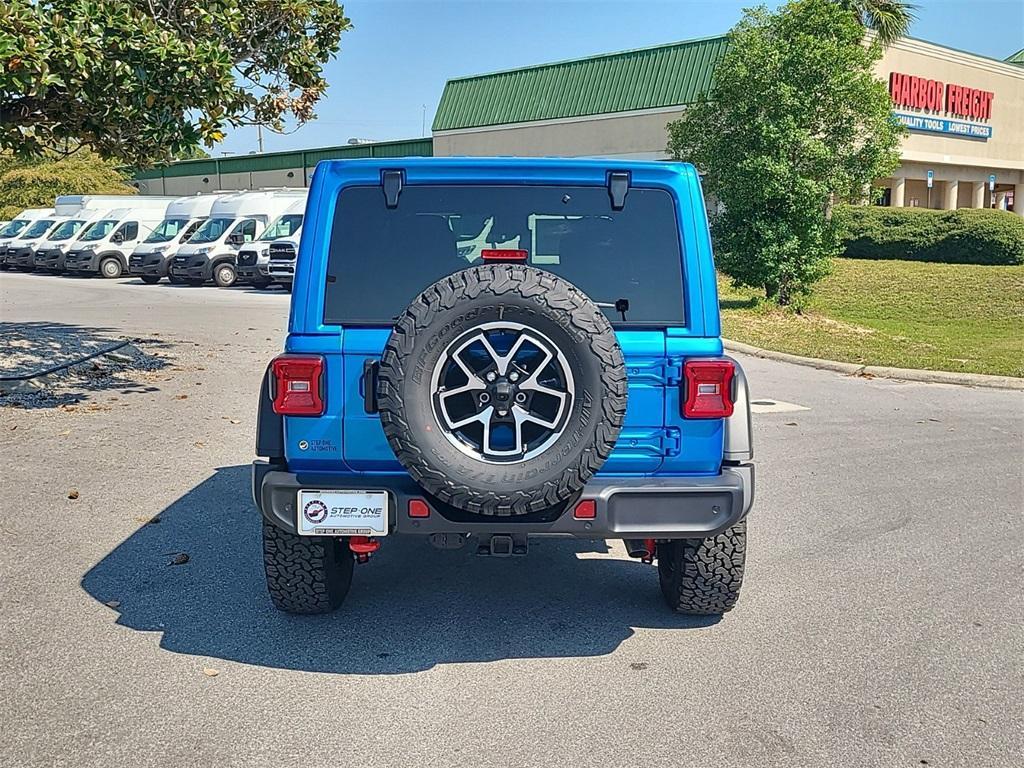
[[432, 35, 728, 132], [133, 138, 433, 181], [1006, 48, 1024, 65]]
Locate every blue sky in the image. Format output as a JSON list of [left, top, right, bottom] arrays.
[[218, 0, 1024, 156]]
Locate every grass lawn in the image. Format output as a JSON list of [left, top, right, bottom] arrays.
[[718, 258, 1024, 378]]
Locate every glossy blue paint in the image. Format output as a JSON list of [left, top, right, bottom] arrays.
[[283, 157, 727, 477]]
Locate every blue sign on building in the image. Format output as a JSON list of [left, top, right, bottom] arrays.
[[894, 113, 993, 140]]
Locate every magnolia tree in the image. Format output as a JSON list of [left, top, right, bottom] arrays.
[[0, 1, 351, 166], [668, 0, 904, 304]]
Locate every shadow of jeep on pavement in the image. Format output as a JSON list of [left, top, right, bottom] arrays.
[[81, 464, 720, 674]]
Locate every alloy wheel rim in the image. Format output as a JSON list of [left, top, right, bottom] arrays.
[[429, 322, 574, 464]]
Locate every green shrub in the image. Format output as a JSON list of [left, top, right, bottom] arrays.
[[840, 205, 1024, 266]]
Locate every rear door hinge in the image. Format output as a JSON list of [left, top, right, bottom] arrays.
[[661, 427, 681, 457], [662, 359, 683, 386]]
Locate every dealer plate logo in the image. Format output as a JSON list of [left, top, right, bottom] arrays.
[[303, 499, 328, 524]]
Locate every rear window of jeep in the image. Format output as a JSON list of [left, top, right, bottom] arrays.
[[323, 185, 685, 326]]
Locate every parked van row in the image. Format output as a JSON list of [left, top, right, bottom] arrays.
[[0, 188, 308, 290]]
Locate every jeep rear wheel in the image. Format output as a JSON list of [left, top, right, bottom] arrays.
[[262, 521, 354, 614], [657, 520, 747, 615], [378, 264, 627, 517]]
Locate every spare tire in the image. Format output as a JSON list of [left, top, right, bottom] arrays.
[[378, 264, 627, 517]]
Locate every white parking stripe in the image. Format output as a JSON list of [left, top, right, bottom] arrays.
[[749, 398, 810, 414]]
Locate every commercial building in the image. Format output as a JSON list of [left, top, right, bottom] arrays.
[[432, 35, 1023, 214], [133, 138, 433, 196], [135, 35, 1022, 215]]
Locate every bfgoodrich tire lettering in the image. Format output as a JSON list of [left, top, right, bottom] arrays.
[[378, 264, 628, 516], [262, 521, 353, 614]]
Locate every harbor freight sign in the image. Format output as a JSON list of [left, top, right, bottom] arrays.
[[894, 113, 993, 139], [889, 72, 994, 120]]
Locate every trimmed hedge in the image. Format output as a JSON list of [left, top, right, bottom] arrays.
[[839, 205, 1024, 266]]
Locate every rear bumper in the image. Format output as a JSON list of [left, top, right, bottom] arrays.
[[253, 462, 754, 539]]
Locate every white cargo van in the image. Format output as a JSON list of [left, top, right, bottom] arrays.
[[28, 196, 139, 273], [129, 194, 228, 285], [169, 189, 306, 287], [236, 195, 307, 289], [0, 208, 53, 270], [63, 197, 178, 278], [4, 211, 73, 270]]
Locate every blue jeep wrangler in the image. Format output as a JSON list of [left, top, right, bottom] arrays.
[[253, 158, 754, 616]]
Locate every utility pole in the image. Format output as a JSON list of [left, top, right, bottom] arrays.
[[422, 105, 427, 137], [257, 124, 264, 154]]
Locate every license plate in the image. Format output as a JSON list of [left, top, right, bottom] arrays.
[[297, 490, 389, 537]]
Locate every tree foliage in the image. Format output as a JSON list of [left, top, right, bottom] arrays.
[[0, 151, 135, 219], [668, 0, 904, 304], [0, 1, 351, 166], [833, 0, 915, 45]]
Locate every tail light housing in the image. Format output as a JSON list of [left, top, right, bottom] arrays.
[[573, 499, 596, 519], [271, 355, 324, 415], [683, 360, 735, 418]]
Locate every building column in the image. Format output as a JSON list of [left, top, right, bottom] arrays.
[[995, 190, 1008, 211], [1014, 186, 1023, 217], [972, 182, 986, 209], [943, 180, 959, 210], [891, 177, 906, 207]]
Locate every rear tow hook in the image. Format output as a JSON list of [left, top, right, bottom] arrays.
[[624, 538, 658, 564], [348, 536, 380, 564]]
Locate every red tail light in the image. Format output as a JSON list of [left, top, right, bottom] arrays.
[[408, 499, 430, 518], [271, 355, 324, 415], [481, 248, 528, 262], [683, 360, 735, 418], [573, 499, 596, 519]]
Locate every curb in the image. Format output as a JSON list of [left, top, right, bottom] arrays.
[[723, 339, 1024, 391]]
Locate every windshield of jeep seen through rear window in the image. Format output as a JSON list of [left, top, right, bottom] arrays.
[[323, 185, 685, 326]]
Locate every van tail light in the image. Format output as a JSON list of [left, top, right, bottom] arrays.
[[271, 355, 324, 415], [683, 360, 735, 418]]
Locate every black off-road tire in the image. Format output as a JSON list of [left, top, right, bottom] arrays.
[[262, 521, 354, 614], [378, 263, 627, 517], [140, 275, 162, 285], [658, 519, 747, 615]]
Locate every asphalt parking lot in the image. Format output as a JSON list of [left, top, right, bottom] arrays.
[[1, 271, 1022, 767]]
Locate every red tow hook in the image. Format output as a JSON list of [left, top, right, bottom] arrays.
[[348, 536, 380, 564]]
